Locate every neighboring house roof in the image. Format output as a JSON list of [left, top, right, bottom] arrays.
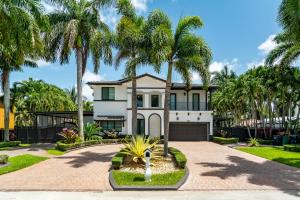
[[87, 73, 218, 90]]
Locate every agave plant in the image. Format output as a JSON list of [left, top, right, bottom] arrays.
[[248, 138, 260, 147], [122, 136, 162, 164]]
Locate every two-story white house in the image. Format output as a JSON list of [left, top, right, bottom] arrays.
[[88, 73, 216, 141]]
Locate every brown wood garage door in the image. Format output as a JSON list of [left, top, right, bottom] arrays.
[[169, 122, 208, 141]]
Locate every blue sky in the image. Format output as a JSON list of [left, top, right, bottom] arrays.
[[10, 0, 282, 99]]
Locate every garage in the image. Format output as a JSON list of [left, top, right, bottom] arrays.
[[169, 122, 209, 141]]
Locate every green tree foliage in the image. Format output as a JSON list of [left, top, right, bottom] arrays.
[[0, 0, 48, 141], [44, 0, 113, 139], [212, 66, 300, 138], [11, 78, 76, 126]]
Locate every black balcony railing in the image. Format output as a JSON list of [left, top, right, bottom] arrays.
[[170, 102, 207, 111]]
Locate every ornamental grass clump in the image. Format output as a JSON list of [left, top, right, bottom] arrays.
[[122, 136, 162, 164], [248, 138, 260, 147]]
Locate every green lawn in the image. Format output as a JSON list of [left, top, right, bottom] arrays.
[[112, 170, 185, 186], [0, 154, 48, 175], [47, 149, 65, 156], [237, 146, 300, 169]]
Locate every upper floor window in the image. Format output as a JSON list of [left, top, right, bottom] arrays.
[[102, 87, 115, 100], [151, 95, 159, 107], [137, 95, 143, 107]]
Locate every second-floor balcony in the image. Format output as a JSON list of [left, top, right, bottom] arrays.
[[170, 102, 207, 111]]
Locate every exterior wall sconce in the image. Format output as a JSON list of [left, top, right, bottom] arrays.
[[176, 112, 178, 115], [199, 113, 202, 115], [176, 117, 179, 120], [184, 92, 186, 96], [197, 117, 200, 120], [187, 112, 190, 116]]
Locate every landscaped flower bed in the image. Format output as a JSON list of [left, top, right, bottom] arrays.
[[212, 137, 239, 144], [0, 141, 21, 148], [109, 136, 188, 190]]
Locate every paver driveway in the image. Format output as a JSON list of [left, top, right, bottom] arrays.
[[170, 142, 300, 191], [0, 142, 300, 192], [0, 144, 122, 191]]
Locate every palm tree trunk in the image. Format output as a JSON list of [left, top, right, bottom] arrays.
[[163, 62, 172, 157], [131, 68, 137, 136], [2, 69, 10, 142], [76, 48, 84, 140]]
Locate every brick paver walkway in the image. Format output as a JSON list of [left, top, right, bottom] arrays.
[[0, 142, 299, 191], [171, 142, 300, 191], [0, 144, 122, 191]]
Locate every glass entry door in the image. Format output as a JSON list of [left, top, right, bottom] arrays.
[[137, 119, 145, 135]]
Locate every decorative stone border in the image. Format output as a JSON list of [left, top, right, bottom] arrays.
[[109, 167, 189, 191]]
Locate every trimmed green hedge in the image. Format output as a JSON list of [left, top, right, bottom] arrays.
[[168, 147, 187, 169], [257, 139, 273, 145], [0, 141, 21, 148], [111, 152, 127, 169], [213, 137, 239, 144], [284, 145, 300, 152], [0, 155, 9, 164], [55, 140, 103, 151]]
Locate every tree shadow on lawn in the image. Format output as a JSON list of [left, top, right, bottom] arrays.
[[197, 156, 300, 197], [57, 151, 115, 168]]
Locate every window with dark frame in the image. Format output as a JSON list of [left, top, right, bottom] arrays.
[[100, 120, 122, 132], [151, 95, 159, 107], [102, 87, 115, 100], [137, 95, 143, 107], [170, 93, 176, 110], [192, 93, 200, 111]]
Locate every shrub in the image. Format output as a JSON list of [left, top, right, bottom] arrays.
[[84, 122, 102, 141], [0, 141, 21, 148], [168, 147, 187, 169], [257, 139, 273, 145], [111, 152, 126, 169], [103, 130, 118, 139], [0, 155, 9, 164], [212, 137, 239, 144], [55, 140, 102, 151], [58, 128, 79, 144], [122, 136, 162, 164], [284, 144, 300, 152], [218, 130, 228, 138], [248, 138, 260, 147]]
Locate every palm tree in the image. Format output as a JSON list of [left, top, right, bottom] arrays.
[[44, 0, 113, 140], [115, 0, 170, 135], [65, 86, 77, 104], [0, 0, 46, 141], [160, 16, 212, 156], [211, 65, 236, 85], [266, 0, 300, 66]]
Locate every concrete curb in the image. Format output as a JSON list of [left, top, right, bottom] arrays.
[[109, 167, 189, 191]]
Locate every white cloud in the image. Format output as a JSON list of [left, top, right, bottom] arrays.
[[82, 70, 105, 83], [192, 72, 200, 82], [209, 58, 238, 73], [132, 0, 148, 12], [258, 34, 277, 54], [36, 59, 51, 67], [247, 59, 265, 69], [42, 1, 55, 13]]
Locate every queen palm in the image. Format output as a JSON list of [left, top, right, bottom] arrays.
[[266, 0, 300, 66], [161, 16, 212, 156], [115, 0, 171, 135], [44, 0, 113, 139], [211, 65, 236, 85], [0, 0, 46, 141]]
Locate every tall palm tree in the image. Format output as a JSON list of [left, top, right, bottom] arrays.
[[161, 16, 212, 156], [211, 65, 236, 85], [0, 0, 46, 141], [115, 0, 170, 135], [266, 0, 300, 66], [44, 0, 113, 139]]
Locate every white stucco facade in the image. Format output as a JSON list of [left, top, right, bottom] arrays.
[[88, 74, 214, 140]]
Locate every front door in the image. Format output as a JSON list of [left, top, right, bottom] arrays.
[[137, 119, 145, 135], [192, 93, 200, 111]]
